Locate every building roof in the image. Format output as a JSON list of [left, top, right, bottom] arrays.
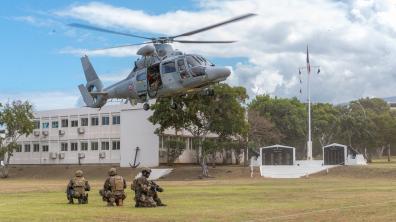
[[260, 144, 295, 149], [323, 143, 347, 148]]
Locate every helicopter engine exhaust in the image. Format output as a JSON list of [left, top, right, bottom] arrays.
[[78, 55, 107, 108]]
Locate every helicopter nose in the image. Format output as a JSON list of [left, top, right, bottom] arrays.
[[205, 67, 231, 81]]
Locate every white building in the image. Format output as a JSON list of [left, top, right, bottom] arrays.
[[11, 104, 160, 167], [11, 103, 243, 167]]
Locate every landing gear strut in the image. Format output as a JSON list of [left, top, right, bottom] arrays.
[[170, 98, 183, 110], [143, 103, 150, 111]]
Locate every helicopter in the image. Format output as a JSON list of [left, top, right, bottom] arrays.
[[71, 13, 256, 111]]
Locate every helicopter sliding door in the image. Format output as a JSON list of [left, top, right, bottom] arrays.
[[160, 60, 181, 93]]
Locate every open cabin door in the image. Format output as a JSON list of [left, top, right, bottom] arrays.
[[147, 63, 162, 97]]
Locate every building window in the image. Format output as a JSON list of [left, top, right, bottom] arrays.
[[91, 117, 99, 126], [24, 144, 31, 152], [42, 122, 49, 129], [112, 141, 120, 150], [101, 141, 110, 150], [16, 144, 22, 152], [61, 142, 68, 151], [71, 120, 78, 127], [33, 144, 40, 152], [102, 116, 109, 125], [52, 121, 58, 128], [91, 142, 98, 150], [81, 142, 88, 151], [71, 142, 78, 151], [81, 118, 88, 126], [61, 119, 68, 127], [42, 145, 49, 152], [34, 120, 40, 129], [112, 115, 120, 125]]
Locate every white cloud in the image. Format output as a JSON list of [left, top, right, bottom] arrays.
[[51, 0, 396, 103], [0, 91, 80, 111]]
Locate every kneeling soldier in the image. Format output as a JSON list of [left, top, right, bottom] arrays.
[[66, 170, 90, 204], [100, 168, 126, 206], [132, 168, 166, 207]]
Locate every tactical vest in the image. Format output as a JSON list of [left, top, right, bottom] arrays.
[[72, 177, 86, 196], [73, 177, 86, 188], [110, 175, 124, 192]]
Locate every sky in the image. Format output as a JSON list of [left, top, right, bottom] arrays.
[[1, 0, 396, 111]]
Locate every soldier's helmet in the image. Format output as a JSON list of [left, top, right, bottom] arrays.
[[141, 167, 152, 177], [108, 167, 117, 176], [75, 170, 83, 177]]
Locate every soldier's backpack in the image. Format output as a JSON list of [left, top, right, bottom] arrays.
[[72, 177, 86, 196], [110, 175, 124, 192]]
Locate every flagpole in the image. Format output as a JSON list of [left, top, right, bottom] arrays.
[[306, 45, 312, 161]]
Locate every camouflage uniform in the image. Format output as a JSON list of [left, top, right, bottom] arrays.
[[132, 168, 165, 207], [66, 170, 90, 204], [100, 168, 127, 206]]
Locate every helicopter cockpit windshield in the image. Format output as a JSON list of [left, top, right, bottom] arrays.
[[186, 55, 213, 77]]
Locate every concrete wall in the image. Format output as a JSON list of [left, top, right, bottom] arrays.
[[120, 108, 159, 167]]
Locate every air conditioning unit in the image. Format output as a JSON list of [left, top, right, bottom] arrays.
[[33, 131, 40, 137], [49, 152, 57, 159], [58, 153, 65, 159], [78, 153, 85, 159], [99, 152, 106, 159], [77, 127, 85, 134], [42, 131, 49, 136], [58, 130, 65, 136]]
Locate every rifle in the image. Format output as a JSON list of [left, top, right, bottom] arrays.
[[150, 181, 163, 193]]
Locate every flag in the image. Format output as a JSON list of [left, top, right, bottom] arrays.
[[306, 45, 311, 74]]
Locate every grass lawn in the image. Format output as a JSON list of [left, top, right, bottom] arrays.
[[1, 165, 396, 222]]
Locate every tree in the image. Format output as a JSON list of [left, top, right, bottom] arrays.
[[150, 84, 248, 177], [149, 97, 187, 135], [163, 138, 186, 165], [248, 110, 283, 148], [249, 95, 307, 157], [311, 103, 340, 151], [335, 98, 396, 161], [0, 101, 35, 178], [183, 84, 248, 176]]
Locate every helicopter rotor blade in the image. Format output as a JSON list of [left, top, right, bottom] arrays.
[[68, 23, 153, 40], [171, 13, 256, 38], [90, 42, 152, 51], [174, 40, 236, 44]]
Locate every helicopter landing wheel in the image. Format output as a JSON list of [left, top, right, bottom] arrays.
[[143, 103, 150, 111]]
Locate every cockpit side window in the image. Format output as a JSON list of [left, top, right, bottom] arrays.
[[161, 61, 176, 74], [186, 56, 201, 68], [177, 59, 190, 80]]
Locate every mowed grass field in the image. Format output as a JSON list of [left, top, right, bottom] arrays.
[[1, 162, 396, 222]]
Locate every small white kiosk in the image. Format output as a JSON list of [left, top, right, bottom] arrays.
[[260, 144, 295, 165], [323, 143, 367, 165]]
